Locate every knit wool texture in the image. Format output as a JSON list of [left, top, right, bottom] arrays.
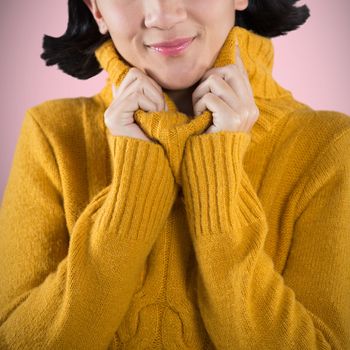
[[1, 26, 350, 349]]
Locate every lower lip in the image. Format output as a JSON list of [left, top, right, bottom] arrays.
[[147, 37, 195, 57]]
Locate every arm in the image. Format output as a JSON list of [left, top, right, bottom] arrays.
[[180, 130, 350, 349], [0, 111, 177, 349]]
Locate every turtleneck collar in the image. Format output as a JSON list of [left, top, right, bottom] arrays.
[[94, 25, 295, 184]]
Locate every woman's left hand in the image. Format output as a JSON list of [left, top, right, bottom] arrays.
[[192, 40, 260, 134]]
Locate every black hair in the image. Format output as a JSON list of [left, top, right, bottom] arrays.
[[40, 0, 310, 80]]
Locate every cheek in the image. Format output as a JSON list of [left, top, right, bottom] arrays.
[[105, 11, 141, 50], [103, 2, 142, 35], [190, 0, 234, 24], [105, 10, 144, 66], [108, 19, 137, 34]]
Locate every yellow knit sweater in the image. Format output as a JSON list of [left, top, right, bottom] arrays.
[[1, 26, 349, 349]]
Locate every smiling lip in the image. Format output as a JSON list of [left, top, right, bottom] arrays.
[[147, 37, 196, 56]]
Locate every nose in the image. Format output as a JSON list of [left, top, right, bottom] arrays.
[[144, 0, 187, 29]]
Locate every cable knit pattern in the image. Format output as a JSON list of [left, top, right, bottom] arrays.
[[1, 26, 350, 349]]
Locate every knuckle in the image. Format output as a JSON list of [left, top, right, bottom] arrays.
[[202, 93, 211, 102], [209, 92, 219, 101], [104, 112, 113, 128], [129, 67, 140, 75], [232, 117, 241, 127], [133, 75, 145, 85], [133, 91, 142, 98], [251, 106, 260, 118], [131, 68, 144, 80], [157, 100, 163, 110], [208, 74, 219, 83], [234, 64, 241, 72], [104, 108, 111, 120], [136, 84, 145, 94], [230, 65, 239, 73], [239, 107, 250, 119]]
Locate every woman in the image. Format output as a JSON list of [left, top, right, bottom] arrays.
[[0, 0, 349, 349]]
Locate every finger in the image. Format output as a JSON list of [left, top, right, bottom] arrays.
[[136, 71, 166, 110], [112, 83, 116, 98], [114, 67, 160, 99], [235, 42, 249, 79], [201, 64, 251, 105], [106, 90, 160, 127], [235, 59, 254, 99], [134, 68, 165, 106], [143, 75, 167, 110], [142, 67, 163, 94], [200, 66, 250, 103], [135, 93, 160, 112], [235, 41, 247, 76], [136, 81, 165, 111], [146, 75, 163, 95], [193, 92, 231, 117], [194, 75, 255, 127], [113, 67, 142, 99], [118, 78, 165, 111], [235, 43, 254, 98], [105, 92, 158, 131], [192, 74, 240, 112], [120, 92, 159, 115], [223, 65, 252, 102], [194, 93, 242, 132]]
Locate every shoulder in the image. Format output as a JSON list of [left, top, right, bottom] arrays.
[[265, 105, 350, 188], [269, 103, 350, 161], [283, 108, 350, 217], [24, 95, 105, 142], [286, 107, 350, 145], [283, 107, 350, 181]]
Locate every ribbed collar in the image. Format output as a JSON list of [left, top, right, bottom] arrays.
[[94, 26, 295, 183]]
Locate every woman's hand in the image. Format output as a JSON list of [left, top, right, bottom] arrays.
[[104, 67, 168, 142], [192, 41, 259, 134]]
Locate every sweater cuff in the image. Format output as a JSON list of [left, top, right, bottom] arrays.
[[95, 135, 177, 243], [181, 131, 251, 240]]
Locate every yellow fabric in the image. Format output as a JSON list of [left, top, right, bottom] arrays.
[[1, 25, 350, 349]]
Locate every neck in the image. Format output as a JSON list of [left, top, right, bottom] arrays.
[[163, 81, 200, 117]]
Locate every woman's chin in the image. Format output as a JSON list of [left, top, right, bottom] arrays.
[[143, 69, 199, 91], [158, 78, 200, 91]]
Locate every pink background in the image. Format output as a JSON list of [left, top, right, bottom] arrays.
[[1, 1, 349, 201]]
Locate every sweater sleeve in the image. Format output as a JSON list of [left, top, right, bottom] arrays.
[[0, 111, 178, 349], [180, 130, 350, 349]]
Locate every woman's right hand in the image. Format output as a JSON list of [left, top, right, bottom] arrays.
[[104, 67, 168, 142]]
